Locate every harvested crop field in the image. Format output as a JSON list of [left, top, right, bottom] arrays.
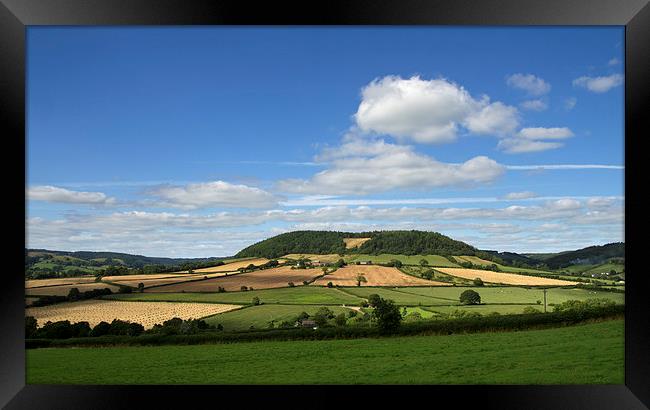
[[25, 299, 241, 329], [144, 266, 324, 293], [25, 277, 98, 289], [343, 237, 371, 248], [282, 254, 341, 263], [453, 255, 495, 266], [435, 268, 578, 286], [25, 282, 121, 297], [312, 265, 450, 287]]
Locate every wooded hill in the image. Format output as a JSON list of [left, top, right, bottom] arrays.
[[235, 230, 485, 259], [533, 242, 625, 269]]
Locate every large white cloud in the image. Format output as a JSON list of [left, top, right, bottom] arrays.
[[27, 186, 116, 205], [148, 180, 281, 209], [573, 74, 623, 93], [277, 139, 505, 195], [354, 75, 520, 143], [506, 73, 551, 96]]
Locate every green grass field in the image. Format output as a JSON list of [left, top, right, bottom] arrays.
[[422, 304, 539, 315], [344, 254, 460, 267], [105, 286, 363, 305], [341, 287, 451, 305], [26, 319, 623, 384], [203, 304, 351, 331], [397, 286, 625, 306]]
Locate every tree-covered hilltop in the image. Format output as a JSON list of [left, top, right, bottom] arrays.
[[235, 230, 486, 259], [235, 231, 352, 258], [541, 242, 625, 269], [354, 231, 479, 256]]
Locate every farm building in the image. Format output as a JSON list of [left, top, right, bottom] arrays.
[[299, 319, 317, 328]]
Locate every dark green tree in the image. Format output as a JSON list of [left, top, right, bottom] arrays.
[[459, 289, 481, 305]]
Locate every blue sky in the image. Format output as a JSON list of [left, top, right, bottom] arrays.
[[26, 27, 624, 257]]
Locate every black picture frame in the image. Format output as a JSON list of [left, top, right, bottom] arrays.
[[1, 1, 648, 408]]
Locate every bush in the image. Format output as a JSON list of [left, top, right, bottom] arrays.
[[367, 294, 381, 307], [90, 321, 111, 337], [287, 282, 295, 287], [252, 296, 261, 306], [326, 282, 333, 288], [334, 313, 347, 326], [473, 278, 484, 287], [240, 286, 248, 291], [459, 289, 481, 305], [25, 316, 38, 338], [522, 306, 542, 314]]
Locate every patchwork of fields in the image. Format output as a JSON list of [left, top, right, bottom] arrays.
[[25, 253, 623, 334], [146, 265, 324, 292]]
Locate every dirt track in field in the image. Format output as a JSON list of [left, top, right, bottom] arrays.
[[144, 266, 324, 292], [435, 267, 578, 286], [312, 265, 450, 287]]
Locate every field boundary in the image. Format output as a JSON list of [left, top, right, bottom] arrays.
[[26, 305, 624, 349]]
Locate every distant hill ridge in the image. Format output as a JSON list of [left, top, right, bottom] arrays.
[[235, 230, 483, 259], [26, 249, 225, 268]]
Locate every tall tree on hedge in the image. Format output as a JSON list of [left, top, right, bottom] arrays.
[[371, 297, 402, 333]]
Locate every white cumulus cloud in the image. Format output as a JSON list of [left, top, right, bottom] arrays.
[[277, 139, 505, 195], [148, 180, 281, 209], [354, 75, 519, 143], [518, 127, 574, 140]]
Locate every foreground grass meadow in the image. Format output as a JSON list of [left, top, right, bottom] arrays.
[[27, 319, 623, 385]]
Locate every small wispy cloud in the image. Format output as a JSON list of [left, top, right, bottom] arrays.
[[573, 74, 623, 93], [505, 164, 624, 170], [27, 186, 116, 205]]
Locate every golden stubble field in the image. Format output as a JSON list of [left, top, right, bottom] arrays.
[[25, 300, 241, 329], [435, 267, 578, 286], [312, 265, 451, 287], [145, 265, 324, 293], [25, 277, 98, 289]]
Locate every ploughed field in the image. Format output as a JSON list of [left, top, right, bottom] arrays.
[[26, 319, 623, 384], [144, 266, 323, 293], [26, 299, 241, 329], [186, 258, 270, 273], [104, 273, 227, 288], [312, 265, 449, 287], [435, 267, 578, 286]]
